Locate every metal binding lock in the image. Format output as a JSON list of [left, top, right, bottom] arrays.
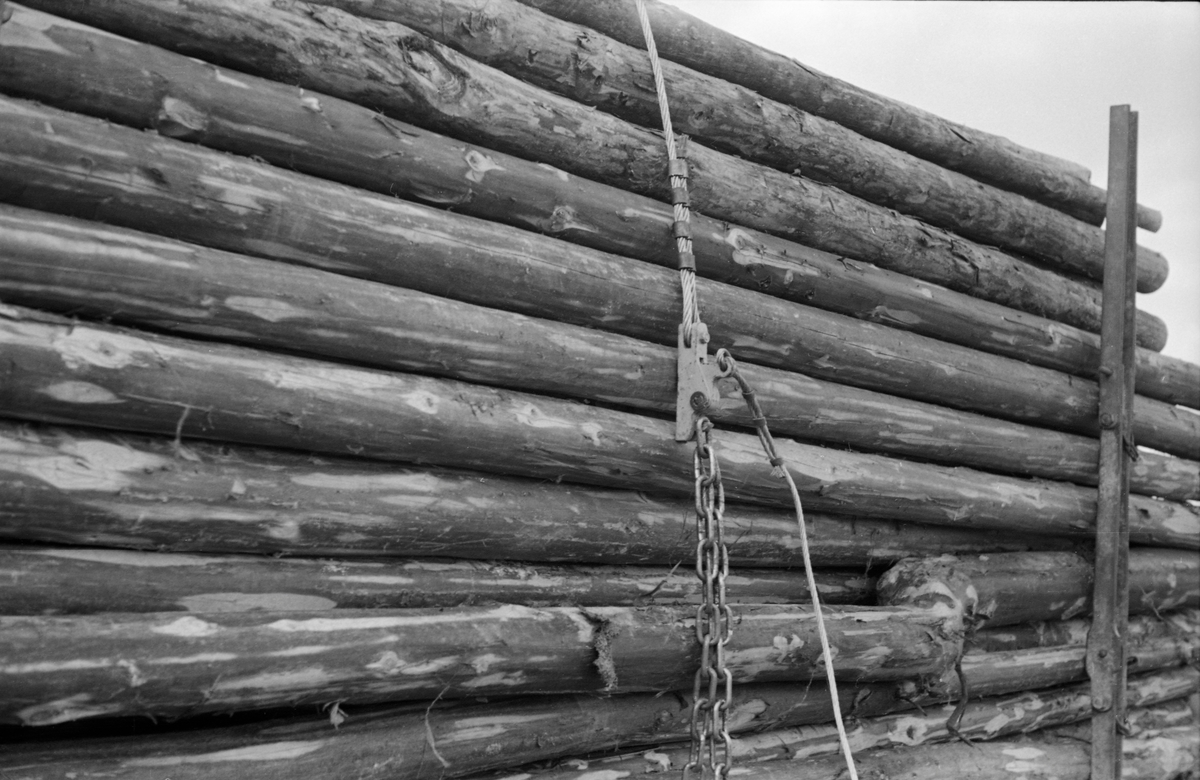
[[675, 321, 722, 442]]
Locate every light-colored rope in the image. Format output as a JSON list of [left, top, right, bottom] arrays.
[[779, 467, 860, 780], [717, 351, 860, 780]]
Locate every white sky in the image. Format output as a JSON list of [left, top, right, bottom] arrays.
[[662, 1, 1200, 366]]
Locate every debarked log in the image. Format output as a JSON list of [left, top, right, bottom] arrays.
[[965, 627, 1199, 702], [923, 610, 1200, 702], [0, 603, 960, 725], [2, 205, 1194, 499], [547, 667, 1200, 770], [11, 0, 1171, 302], [0, 421, 1083, 568], [320, 0, 1166, 289], [1054, 698, 1199, 740], [0, 102, 1195, 457], [0, 6, 1187, 392], [0, 622, 1191, 780], [778, 726, 1199, 780], [0, 685, 901, 780], [515, 0, 1163, 234], [2, 312, 1196, 547], [877, 550, 1200, 628], [971, 608, 1200, 654], [0, 547, 874, 615], [4, 720, 1197, 780]]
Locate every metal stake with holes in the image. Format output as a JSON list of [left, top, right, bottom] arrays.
[[1087, 104, 1139, 780]]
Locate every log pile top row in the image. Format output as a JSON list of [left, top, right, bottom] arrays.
[[0, 2, 1187, 360], [515, 0, 1163, 232]]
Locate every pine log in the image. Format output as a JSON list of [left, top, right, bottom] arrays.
[[971, 609, 1200, 654], [0, 685, 901, 780], [6, 723, 1198, 780], [0, 603, 959, 725], [1125, 699, 1200, 734], [640, 727, 1200, 780], [0, 421, 1081, 568], [970, 620, 1093, 653], [0, 627, 1192, 780], [1121, 726, 1200, 779], [1052, 698, 1198, 742], [1, 4, 1188, 391], [877, 550, 1200, 628], [796, 725, 1200, 780], [0, 547, 873, 615], [928, 612, 1200, 701], [10, 0, 1172, 304], [555, 667, 1200, 769], [2, 312, 1196, 547], [1, 103, 1196, 457], [843, 610, 1198, 726], [2, 206, 1194, 499], [515, 0, 1164, 235], [314, 0, 1169, 291]]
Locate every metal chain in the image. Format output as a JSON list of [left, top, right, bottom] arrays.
[[716, 351, 860, 780], [632, 2, 732, 776], [685, 416, 733, 780], [632, 2, 858, 776]]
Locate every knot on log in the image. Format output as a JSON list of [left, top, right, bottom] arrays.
[[155, 97, 209, 140], [876, 555, 977, 637], [581, 608, 621, 690]]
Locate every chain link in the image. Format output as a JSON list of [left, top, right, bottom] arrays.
[[631, 2, 734, 775], [684, 416, 733, 780]]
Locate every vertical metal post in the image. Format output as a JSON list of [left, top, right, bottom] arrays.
[[1088, 104, 1138, 780]]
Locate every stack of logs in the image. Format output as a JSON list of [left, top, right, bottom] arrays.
[[0, 0, 1196, 777]]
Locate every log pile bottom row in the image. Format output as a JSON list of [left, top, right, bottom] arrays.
[[4, 724, 1197, 780], [1, 639, 1196, 779]]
